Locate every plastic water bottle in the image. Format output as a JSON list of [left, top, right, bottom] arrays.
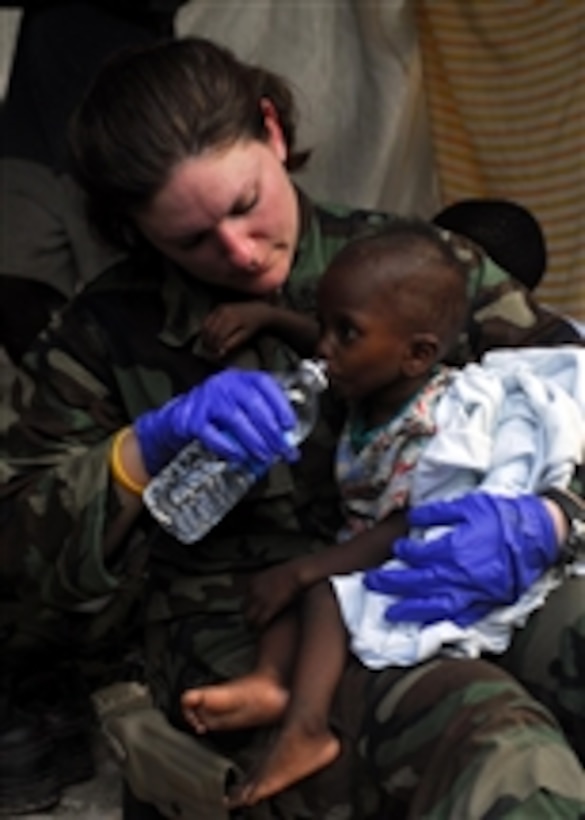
[[143, 359, 328, 544]]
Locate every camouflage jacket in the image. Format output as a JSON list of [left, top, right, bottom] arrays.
[[1, 189, 581, 620]]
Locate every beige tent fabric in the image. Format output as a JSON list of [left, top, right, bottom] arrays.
[[177, 0, 439, 217], [416, 1, 585, 321]]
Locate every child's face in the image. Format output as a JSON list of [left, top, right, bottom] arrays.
[[316, 258, 411, 405]]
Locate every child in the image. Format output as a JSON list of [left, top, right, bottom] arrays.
[[181, 219, 470, 807]]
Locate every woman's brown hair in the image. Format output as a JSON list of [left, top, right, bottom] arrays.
[[69, 37, 309, 248]]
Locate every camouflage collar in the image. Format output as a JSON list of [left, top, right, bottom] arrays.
[[294, 186, 316, 256], [288, 187, 321, 284], [157, 259, 215, 354]]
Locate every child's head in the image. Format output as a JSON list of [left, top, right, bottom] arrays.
[[432, 198, 546, 291], [316, 218, 468, 413]]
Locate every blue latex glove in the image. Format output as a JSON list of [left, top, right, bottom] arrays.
[[364, 493, 558, 627], [134, 369, 298, 476]]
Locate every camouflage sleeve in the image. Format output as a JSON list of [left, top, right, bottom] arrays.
[[462, 252, 582, 361], [0, 303, 132, 608]]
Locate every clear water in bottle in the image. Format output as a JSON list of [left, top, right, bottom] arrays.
[[143, 359, 328, 544]]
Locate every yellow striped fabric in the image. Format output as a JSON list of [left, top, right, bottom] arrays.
[[415, 1, 585, 322]]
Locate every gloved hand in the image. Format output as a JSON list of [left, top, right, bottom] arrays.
[[364, 492, 559, 627], [134, 369, 298, 476]]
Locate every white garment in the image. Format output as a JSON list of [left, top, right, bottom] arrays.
[[332, 346, 585, 669]]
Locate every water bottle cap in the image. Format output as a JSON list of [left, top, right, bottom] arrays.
[[298, 359, 328, 392]]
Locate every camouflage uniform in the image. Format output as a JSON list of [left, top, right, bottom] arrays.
[[2, 190, 584, 816]]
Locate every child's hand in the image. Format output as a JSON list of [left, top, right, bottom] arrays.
[[244, 563, 303, 627], [201, 302, 274, 359]]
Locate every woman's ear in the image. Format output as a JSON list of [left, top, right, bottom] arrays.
[[260, 97, 288, 164], [403, 333, 440, 377]]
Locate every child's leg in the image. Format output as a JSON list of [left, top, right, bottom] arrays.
[[227, 580, 346, 807], [181, 610, 297, 733]]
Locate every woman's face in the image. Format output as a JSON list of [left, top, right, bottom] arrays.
[[133, 114, 299, 296]]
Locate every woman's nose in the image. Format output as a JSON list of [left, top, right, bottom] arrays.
[[217, 221, 257, 268]]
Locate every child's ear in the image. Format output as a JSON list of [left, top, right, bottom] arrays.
[[403, 333, 440, 377]]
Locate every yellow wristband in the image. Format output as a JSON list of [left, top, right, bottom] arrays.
[[110, 427, 147, 495]]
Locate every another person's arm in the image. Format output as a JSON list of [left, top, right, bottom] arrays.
[[364, 491, 576, 627], [1, 311, 143, 607], [0, 301, 300, 608]]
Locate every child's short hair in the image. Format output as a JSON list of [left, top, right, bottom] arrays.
[[330, 218, 470, 360], [432, 198, 546, 291]]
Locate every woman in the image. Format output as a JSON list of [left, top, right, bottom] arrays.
[[2, 37, 584, 818]]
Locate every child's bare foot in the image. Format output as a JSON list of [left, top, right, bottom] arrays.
[[225, 723, 340, 807], [181, 673, 288, 733]]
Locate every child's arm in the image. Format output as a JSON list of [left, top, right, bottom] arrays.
[[297, 511, 408, 582], [202, 302, 319, 359], [245, 511, 407, 626]]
